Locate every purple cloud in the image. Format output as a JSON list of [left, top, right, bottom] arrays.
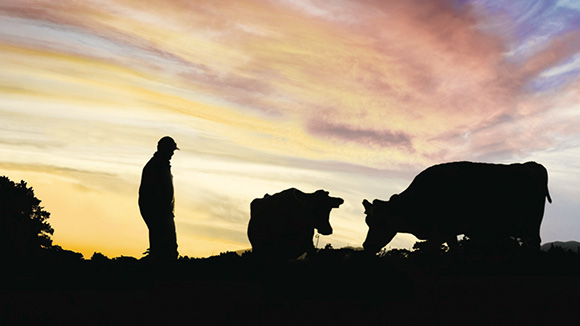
[[307, 119, 413, 150]]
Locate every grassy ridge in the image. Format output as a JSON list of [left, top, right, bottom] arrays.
[[2, 246, 580, 325]]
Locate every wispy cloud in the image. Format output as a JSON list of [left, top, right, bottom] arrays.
[[308, 119, 413, 150]]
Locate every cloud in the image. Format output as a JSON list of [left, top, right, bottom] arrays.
[[277, 0, 364, 24], [519, 31, 580, 84], [2, 0, 580, 256], [307, 119, 413, 150], [5, 0, 578, 167]]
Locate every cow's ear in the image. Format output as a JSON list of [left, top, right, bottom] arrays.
[[293, 188, 307, 202], [362, 199, 372, 214], [314, 189, 328, 196]]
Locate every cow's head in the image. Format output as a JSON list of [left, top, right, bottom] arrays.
[[362, 195, 399, 253], [295, 189, 344, 235]]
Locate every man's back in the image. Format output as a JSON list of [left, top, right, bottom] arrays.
[[139, 153, 174, 217]]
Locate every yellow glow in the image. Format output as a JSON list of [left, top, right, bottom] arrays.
[[1, 0, 578, 257]]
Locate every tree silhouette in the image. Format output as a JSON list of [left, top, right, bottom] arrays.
[[0, 176, 54, 259]]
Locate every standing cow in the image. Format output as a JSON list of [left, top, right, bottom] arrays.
[[248, 188, 344, 260], [363, 161, 551, 253]]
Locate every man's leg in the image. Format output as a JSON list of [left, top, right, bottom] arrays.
[[159, 216, 178, 260], [168, 217, 178, 259], [144, 214, 163, 261]]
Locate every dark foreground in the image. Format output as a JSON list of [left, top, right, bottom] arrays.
[[2, 248, 580, 325]]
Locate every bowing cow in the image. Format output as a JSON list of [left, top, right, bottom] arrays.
[[363, 162, 551, 253]]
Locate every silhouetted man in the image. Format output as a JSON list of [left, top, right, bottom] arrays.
[[139, 136, 179, 262]]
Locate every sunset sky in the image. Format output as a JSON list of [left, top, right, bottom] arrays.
[[1, 0, 579, 258]]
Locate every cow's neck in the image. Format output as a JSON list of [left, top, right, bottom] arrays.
[[396, 213, 426, 237]]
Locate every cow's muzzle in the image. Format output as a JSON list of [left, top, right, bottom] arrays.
[[317, 224, 333, 236]]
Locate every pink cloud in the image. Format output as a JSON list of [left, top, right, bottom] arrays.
[[2, 0, 579, 165], [307, 119, 413, 150], [519, 31, 580, 83], [272, 0, 580, 163]]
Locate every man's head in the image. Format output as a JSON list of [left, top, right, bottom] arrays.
[[157, 136, 179, 159]]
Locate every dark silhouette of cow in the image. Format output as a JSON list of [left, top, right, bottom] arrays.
[[363, 161, 552, 253], [248, 188, 344, 260]]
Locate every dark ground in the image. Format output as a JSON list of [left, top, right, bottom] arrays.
[[2, 248, 580, 325]]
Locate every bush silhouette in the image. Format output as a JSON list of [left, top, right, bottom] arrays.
[[91, 252, 111, 262], [0, 176, 54, 259]]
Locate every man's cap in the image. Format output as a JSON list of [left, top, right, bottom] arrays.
[[158, 136, 179, 151]]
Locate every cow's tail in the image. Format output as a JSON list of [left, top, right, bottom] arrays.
[[544, 165, 552, 204], [534, 162, 552, 204]]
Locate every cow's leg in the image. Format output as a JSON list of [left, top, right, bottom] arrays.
[[303, 230, 316, 257], [446, 235, 459, 252], [521, 217, 541, 251], [522, 208, 544, 251], [522, 231, 541, 251], [421, 237, 446, 254]]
